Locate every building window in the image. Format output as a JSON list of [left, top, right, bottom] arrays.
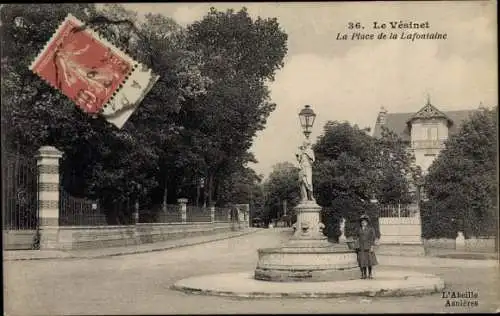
[[426, 126, 438, 140]]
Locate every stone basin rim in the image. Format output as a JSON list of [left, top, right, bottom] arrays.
[[258, 247, 355, 254], [172, 271, 445, 299]]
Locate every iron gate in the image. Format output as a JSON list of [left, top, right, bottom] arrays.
[[2, 154, 39, 250], [2, 154, 39, 230]]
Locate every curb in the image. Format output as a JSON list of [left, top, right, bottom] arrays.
[[171, 271, 445, 299], [4, 229, 259, 261], [171, 284, 444, 299]]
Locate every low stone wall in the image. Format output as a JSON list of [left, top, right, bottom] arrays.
[[3, 230, 37, 250], [375, 244, 426, 257], [135, 222, 234, 245], [423, 237, 497, 253], [378, 216, 422, 245], [53, 222, 236, 250], [57, 225, 138, 250], [464, 237, 496, 252], [423, 238, 456, 250]]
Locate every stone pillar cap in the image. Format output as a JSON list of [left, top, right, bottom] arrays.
[[177, 198, 188, 203], [36, 146, 63, 158]]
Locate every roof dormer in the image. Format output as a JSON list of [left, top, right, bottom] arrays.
[[406, 95, 453, 127]]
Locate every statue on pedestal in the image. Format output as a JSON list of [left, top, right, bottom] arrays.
[[296, 141, 315, 201]]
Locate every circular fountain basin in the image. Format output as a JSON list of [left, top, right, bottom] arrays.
[[254, 245, 359, 282]]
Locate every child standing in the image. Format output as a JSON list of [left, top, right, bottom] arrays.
[[355, 214, 378, 279]]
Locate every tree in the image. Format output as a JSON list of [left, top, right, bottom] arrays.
[[374, 126, 422, 204], [262, 162, 300, 225], [313, 121, 380, 239], [218, 165, 262, 205], [184, 7, 288, 206], [1, 4, 288, 223], [0, 4, 211, 223], [0, 5, 154, 221], [423, 107, 498, 242]]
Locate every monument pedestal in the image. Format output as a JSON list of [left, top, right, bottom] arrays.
[[254, 200, 358, 282]]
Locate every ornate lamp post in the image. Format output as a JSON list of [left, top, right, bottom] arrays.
[[289, 105, 326, 245], [298, 105, 316, 139]]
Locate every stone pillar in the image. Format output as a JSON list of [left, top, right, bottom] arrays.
[[370, 197, 381, 245], [339, 217, 347, 243], [178, 198, 188, 223], [234, 203, 250, 228], [36, 146, 63, 250], [287, 200, 330, 247], [227, 208, 231, 222], [209, 203, 216, 223], [456, 231, 465, 251], [236, 207, 242, 230], [243, 204, 250, 228], [244, 210, 249, 228], [134, 200, 140, 224]]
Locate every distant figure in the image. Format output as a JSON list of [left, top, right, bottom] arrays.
[[355, 214, 378, 279], [296, 140, 315, 201]]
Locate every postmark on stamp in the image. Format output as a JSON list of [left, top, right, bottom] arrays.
[[29, 14, 158, 128]]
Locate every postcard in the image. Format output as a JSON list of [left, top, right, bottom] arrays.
[[2, 1, 498, 315]]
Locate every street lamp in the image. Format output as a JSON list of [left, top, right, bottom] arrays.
[[298, 105, 316, 139]]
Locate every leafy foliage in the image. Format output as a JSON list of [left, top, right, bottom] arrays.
[[374, 126, 422, 204], [313, 121, 379, 238], [423, 107, 498, 239], [179, 7, 288, 205], [1, 4, 288, 223], [262, 162, 300, 225], [313, 121, 420, 240]]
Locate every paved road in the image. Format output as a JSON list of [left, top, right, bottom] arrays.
[[4, 229, 499, 315]]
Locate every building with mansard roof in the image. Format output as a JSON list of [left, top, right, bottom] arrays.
[[373, 97, 479, 174]]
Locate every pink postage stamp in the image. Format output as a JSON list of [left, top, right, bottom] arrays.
[[29, 14, 141, 118]]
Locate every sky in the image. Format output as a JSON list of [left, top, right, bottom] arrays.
[[121, 1, 497, 178]]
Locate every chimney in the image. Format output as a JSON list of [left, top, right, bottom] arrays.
[[377, 106, 388, 125]]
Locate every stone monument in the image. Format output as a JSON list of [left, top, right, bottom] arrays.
[[172, 104, 446, 299], [254, 105, 359, 282]]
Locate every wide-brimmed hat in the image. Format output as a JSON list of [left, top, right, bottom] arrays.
[[359, 214, 370, 223]]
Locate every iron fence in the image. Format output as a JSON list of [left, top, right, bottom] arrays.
[[59, 189, 107, 226], [378, 203, 418, 218], [214, 207, 230, 222], [2, 154, 38, 230], [155, 204, 182, 223], [186, 205, 211, 223]]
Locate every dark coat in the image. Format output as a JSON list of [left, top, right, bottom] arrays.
[[355, 226, 378, 267], [356, 226, 376, 250]]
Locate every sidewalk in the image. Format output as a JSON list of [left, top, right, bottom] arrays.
[[376, 244, 498, 260], [3, 228, 260, 261], [377, 254, 498, 269]]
